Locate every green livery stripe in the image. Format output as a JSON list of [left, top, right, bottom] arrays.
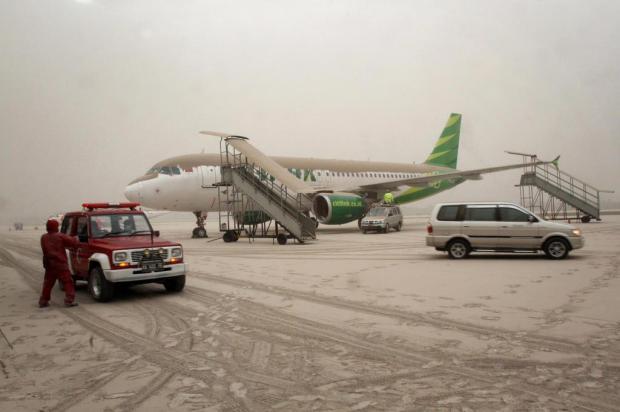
[[445, 113, 461, 128], [434, 133, 457, 148], [426, 150, 451, 161], [394, 177, 465, 204], [425, 113, 461, 169]]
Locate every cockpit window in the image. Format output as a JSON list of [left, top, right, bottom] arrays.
[[146, 166, 181, 176]]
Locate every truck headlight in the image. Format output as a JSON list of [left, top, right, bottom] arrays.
[[571, 229, 582, 236], [171, 247, 183, 258], [113, 251, 128, 262]]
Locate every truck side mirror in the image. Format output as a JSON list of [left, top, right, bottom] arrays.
[[153, 230, 160, 237], [78, 234, 88, 243]]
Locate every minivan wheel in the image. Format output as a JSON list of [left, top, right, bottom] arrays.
[[88, 266, 114, 302], [544, 238, 570, 259], [447, 239, 470, 259], [384, 224, 390, 233], [396, 222, 402, 232]]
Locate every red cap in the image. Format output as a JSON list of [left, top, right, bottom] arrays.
[[46, 219, 59, 233]]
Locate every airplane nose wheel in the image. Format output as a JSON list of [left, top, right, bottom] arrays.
[[192, 212, 208, 238], [192, 227, 207, 238]]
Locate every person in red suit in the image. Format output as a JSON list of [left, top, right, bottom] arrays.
[[39, 219, 79, 307]]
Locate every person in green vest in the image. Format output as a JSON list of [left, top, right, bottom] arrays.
[[383, 192, 394, 204]]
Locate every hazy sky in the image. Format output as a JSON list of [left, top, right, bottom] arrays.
[[1, 0, 619, 223]]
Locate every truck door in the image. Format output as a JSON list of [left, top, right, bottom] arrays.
[[75, 216, 90, 276], [61, 216, 77, 274]]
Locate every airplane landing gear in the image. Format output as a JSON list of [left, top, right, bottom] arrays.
[[192, 211, 208, 238]]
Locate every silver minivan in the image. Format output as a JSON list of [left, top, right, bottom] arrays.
[[426, 202, 584, 259], [360, 204, 403, 233]]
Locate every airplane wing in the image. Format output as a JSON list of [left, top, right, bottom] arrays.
[[334, 157, 558, 193], [200, 131, 316, 194]]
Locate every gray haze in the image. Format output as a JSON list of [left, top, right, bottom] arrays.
[[1, 0, 619, 224]]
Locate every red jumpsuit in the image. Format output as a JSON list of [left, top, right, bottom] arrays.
[[39, 220, 79, 306]]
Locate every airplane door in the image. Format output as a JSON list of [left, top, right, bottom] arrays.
[[201, 166, 220, 188]]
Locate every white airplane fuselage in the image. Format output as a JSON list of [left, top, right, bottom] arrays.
[[124, 159, 440, 213]]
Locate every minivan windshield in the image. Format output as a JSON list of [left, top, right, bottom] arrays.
[[90, 214, 152, 238], [367, 207, 389, 217]]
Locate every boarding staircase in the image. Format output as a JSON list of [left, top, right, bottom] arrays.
[[516, 155, 610, 222], [220, 165, 316, 241], [215, 136, 316, 243]]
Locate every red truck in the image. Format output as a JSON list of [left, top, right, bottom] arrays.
[[60, 203, 187, 301]]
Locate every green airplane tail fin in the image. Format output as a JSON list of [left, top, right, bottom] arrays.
[[424, 113, 461, 169]]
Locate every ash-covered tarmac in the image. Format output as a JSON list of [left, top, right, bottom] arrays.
[[1, 216, 619, 411]]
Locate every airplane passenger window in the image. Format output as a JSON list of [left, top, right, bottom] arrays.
[[172, 167, 181, 175]]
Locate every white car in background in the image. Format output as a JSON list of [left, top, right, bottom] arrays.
[[426, 202, 584, 259]]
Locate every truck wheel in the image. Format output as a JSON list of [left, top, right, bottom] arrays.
[[276, 233, 288, 245], [544, 238, 570, 259], [88, 266, 114, 302], [384, 224, 390, 233], [163, 275, 185, 293], [447, 239, 470, 259], [396, 222, 402, 232]]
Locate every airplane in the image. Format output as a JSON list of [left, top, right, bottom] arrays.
[[124, 113, 554, 238]]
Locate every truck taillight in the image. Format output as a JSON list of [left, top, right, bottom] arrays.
[[427, 224, 433, 234]]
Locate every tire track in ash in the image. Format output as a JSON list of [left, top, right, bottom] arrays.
[[183, 287, 620, 412], [0, 247, 267, 412], [3, 242, 619, 411], [0, 243, 303, 393], [48, 359, 141, 412], [114, 370, 176, 412], [190, 269, 617, 359]]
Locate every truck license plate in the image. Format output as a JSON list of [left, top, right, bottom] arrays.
[[141, 261, 163, 272]]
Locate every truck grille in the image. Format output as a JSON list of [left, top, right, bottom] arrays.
[[130, 249, 168, 263]]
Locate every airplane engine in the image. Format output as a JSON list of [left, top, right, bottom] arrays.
[[312, 193, 367, 225], [234, 210, 271, 225]]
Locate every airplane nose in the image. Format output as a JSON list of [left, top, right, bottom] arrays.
[[124, 182, 141, 202]]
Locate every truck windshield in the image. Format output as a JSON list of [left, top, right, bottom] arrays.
[[90, 214, 152, 238], [367, 208, 389, 217]]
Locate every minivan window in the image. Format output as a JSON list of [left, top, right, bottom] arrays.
[[465, 207, 497, 221], [499, 207, 530, 222], [437, 205, 461, 221]]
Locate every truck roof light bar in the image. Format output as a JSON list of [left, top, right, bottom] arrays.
[[82, 202, 141, 211]]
